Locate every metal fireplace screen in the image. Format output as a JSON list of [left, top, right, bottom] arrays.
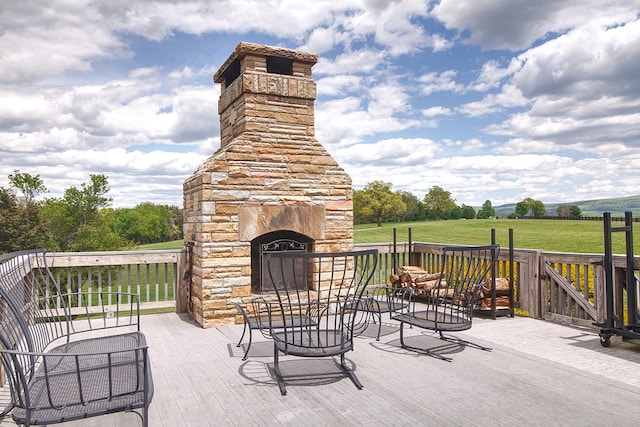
[[258, 238, 309, 293]]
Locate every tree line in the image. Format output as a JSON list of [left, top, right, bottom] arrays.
[[0, 170, 182, 254], [2, 171, 585, 253], [353, 180, 582, 226]]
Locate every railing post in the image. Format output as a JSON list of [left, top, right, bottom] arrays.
[[594, 262, 606, 324], [175, 243, 192, 313], [520, 250, 542, 318]]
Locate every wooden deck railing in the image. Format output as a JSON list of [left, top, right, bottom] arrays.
[[355, 242, 638, 329], [36, 243, 637, 329], [45, 249, 187, 312]]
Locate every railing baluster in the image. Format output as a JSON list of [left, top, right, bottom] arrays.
[[145, 263, 151, 303]]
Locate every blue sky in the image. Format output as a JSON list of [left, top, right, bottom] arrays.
[[1, 0, 640, 208]]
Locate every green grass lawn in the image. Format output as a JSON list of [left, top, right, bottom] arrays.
[[141, 218, 639, 254], [135, 240, 185, 250], [356, 219, 640, 254]]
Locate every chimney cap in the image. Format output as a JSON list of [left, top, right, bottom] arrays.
[[214, 42, 318, 83]]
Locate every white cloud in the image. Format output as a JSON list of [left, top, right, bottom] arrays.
[[336, 137, 439, 166], [470, 59, 519, 92], [314, 49, 386, 75], [422, 106, 453, 117], [0, 1, 126, 84], [513, 20, 640, 100], [431, 0, 640, 51], [459, 84, 529, 117], [419, 70, 464, 95], [304, 27, 338, 54], [316, 75, 363, 97]]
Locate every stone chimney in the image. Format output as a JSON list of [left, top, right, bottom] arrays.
[[183, 42, 354, 328]]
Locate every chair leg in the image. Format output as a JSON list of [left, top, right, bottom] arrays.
[[271, 348, 363, 395], [236, 315, 254, 361], [438, 331, 492, 352], [273, 342, 287, 396], [241, 327, 253, 361], [339, 353, 363, 390], [399, 322, 453, 362], [143, 405, 149, 427], [237, 321, 248, 347], [372, 301, 382, 340]]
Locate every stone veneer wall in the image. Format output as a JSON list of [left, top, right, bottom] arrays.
[[183, 43, 354, 328]]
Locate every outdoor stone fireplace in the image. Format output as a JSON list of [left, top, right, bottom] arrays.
[[183, 42, 354, 328]]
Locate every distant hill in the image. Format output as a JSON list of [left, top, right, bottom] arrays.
[[494, 195, 640, 218]]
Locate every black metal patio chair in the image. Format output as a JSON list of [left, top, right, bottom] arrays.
[[388, 244, 499, 361], [253, 249, 378, 395], [343, 285, 406, 340], [0, 249, 153, 426], [234, 300, 318, 360]]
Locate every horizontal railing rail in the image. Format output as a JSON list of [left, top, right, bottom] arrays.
[[45, 250, 185, 312]]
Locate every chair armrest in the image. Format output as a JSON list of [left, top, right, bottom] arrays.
[[386, 287, 413, 314], [250, 298, 278, 338]]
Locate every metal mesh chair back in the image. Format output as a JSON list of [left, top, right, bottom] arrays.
[[264, 249, 378, 356], [255, 249, 378, 394]]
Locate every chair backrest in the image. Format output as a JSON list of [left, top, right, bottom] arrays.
[[264, 249, 378, 354], [0, 249, 71, 394], [429, 244, 500, 326]]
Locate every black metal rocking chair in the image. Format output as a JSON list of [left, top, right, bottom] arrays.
[[253, 249, 378, 395], [388, 244, 499, 361]]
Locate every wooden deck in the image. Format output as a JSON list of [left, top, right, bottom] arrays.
[[2, 313, 640, 426]]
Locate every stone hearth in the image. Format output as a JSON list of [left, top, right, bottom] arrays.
[[183, 42, 354, 328]]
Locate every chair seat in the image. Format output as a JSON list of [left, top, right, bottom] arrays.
[[272, 329, 353, 357], [392, 310, 472, 332], [12, 332, 152, 425]]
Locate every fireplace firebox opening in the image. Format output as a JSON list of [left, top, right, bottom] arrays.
[[251, 230, 314, 294]]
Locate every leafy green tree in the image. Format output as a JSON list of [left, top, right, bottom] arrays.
[[514, 201, 528, 217], [355, 181, 406, 226], [557, 205, 581, 218], [8, 169, 47, 205], [65, 174, 112, 228], [514, 197, 546, 218], [352, 189, 370, 225], [477, 200, 496, 219], [41, 174, 127, 251], [530, 199, 546, 217], [443, 205, 463, 220], [0, 187, 45, 252], [423, 186, 457, 220], [397, 191, 426, 221], [461, 204, 476, 219], [570, 205, 582, 217], [70, 209, 132, 251], [115, 202, 180, 244]]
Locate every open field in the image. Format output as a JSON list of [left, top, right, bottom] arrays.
[[136, 240, 185, 250], [354, 219, 640, 254], [140, 219, 640, 255]]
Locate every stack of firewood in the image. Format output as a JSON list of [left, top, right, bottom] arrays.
[[389, 266, 444, 297], [476, 277, 511, 309]]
